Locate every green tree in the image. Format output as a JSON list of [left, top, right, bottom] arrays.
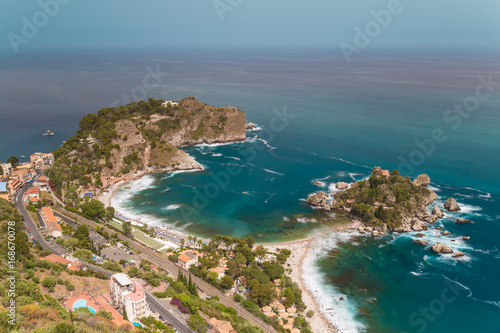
[[42, 276, 57, 289], [73, 225, 90, 248], [186, 314, 208, 333], [53, 322, 76, 333], [105, 206, 115, 221], [80, 200, 105, 220], [6, 156, 18, 165], [103, 261, 123, 272], [122, 221, 132, 237], [220, 275, 234, 290]]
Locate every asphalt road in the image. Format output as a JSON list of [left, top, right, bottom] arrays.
[[14, 184, 192, 333]]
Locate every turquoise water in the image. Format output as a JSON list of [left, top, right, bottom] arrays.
[[72, 299, 96, 314], [2, 50, 499, 332]]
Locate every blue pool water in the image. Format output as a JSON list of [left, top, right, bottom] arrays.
[[73, 299, 96, 314]]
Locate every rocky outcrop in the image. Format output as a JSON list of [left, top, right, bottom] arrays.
[[453, 251, 465, 258], [372, 230, 380, 237], [306, 191, 331, 210], [443, 231, 451, 236], [432, 206, 444, 218], [414, 239, 429, 246], [336, 182, 349, 190], [456, 218, 472, 224], [431, 242, 454, 254], [412, 220, 428, 231], [444, 198, 460, 212], [413, 174, 430, 187], [246, 122, 257, 130]]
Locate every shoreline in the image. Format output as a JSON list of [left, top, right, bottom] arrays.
[[99, 168, 361, 332], [264, 220, 361, 333]]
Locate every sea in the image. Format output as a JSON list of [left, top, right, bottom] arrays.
[[1, 48, 499, 332]]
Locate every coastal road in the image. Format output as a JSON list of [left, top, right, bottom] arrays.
[[15, 185, 63, 255], [56, 208, 277, 333], [14, 186, 192, 333], [144, 290, 192, 333]]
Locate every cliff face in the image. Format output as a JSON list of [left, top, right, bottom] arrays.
[[47, 97, 247, 201], [104, 97, 246, 174]]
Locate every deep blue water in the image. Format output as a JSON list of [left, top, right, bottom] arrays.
[[1, 49, 499, 332]]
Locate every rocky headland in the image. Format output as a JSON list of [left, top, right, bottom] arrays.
[[47, 97, 249, 203], [307, 167, 470, 258]]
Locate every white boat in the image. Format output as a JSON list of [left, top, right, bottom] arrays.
[[43, 130, 54, 136]]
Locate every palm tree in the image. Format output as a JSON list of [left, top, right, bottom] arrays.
[[188, 235, 192, 248], [193, 236, 198, 248], [180, 238, 185, 248], [197, 239, 202, 249]]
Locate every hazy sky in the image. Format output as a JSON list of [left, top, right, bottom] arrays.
[[1, 0, 499, 53]]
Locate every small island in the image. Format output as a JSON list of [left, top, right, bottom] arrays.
[[307, 167, 439, 234]]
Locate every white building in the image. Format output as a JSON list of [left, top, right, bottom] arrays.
[[110, 273, 151, 322], [161, 100, 179, 107], [0, 163, 12, 175], [30, 152, 54, 170]]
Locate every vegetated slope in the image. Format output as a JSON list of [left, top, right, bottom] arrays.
[[47, 97, 247, 202]]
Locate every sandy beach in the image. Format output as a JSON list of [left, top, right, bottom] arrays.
[[263, 221, 361, 333]]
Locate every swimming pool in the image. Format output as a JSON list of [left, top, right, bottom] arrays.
[[72, 299, 96, 314]]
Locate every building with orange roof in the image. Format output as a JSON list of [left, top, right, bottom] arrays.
[[110, 273, 150, 323], [290, 328, 301, 333], [40, 206, 62, 238], [178, 252, 198, 270], [34, 176, 50, 190], [209, 267, 225, 279], [62, 292, 132, 329], [23, 186, 40, 203], [283, 324, 293, 330], [279, 312, 290, 318], [208, 317, 236, 333], [287, 307, 297, 314], [42, 254, 71, 265]]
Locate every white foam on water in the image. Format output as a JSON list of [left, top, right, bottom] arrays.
[[302, 232, 367, 333], [263, 168, 284, 176], [428, 185, 441, 192], [328, 182, 352, 194], [296, 217, 308, 223], [349, 172, 362, 181], [329, 156, 372, 169], [162, 204, 181, 211]]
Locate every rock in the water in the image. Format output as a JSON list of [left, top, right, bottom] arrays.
[[456, 218, 472, 224], [416, 233, 425, 238], [307, 191, 330, 210], [414, 239, 429, 246], [431, 242, 454, 254], [336, 182, 349, 190], [462, 236, 471, 240], [443, 231, 451, 236], [246, 122, 257, 130], [365, 227, 373, 233], [444, 198, 460, 212], [339, 296, 344, 300], [372, 230, 380, 237], [432, 205, 444, 218], [453, 251, 465, 258], [413, 174, 431, 187], [412, 220, 428, 231]]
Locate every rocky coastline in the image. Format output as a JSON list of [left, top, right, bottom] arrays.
[[307, 167, 470, 257]]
